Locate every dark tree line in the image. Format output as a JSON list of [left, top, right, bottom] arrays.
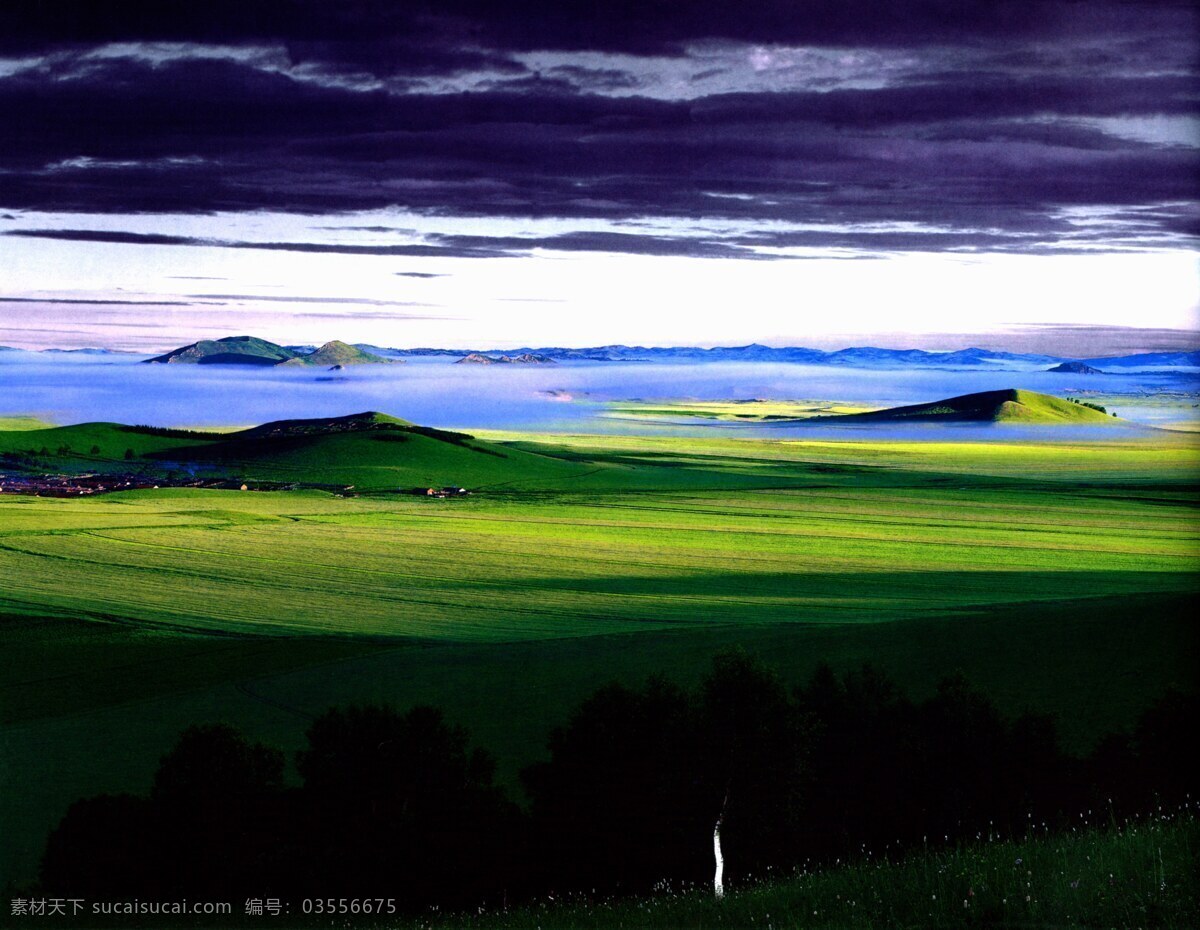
[[40, 652, 1197, 912]]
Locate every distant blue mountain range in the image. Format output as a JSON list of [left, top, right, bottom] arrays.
[[4, 342, 1197, 371], [350, 343, 1200, 370], [0, 346, 132, 355]]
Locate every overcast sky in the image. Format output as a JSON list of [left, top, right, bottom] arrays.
[[0, 0, 1196, 353]]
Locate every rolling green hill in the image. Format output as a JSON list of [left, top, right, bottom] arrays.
[[145, 335, 393, 367], [0, 412, 592, 489], [0, 421, 225, 460], [145, 335, 301, 366], [284, 340, 392, 366], [816, 388, 1120, 423], [232, 410, 414, 438], [146, 411, 591, 489]]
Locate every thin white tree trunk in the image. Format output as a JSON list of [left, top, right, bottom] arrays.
[[713, 815, 725, 899]]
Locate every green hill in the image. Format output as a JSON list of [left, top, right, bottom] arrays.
[[816, 389, 1121, 424], [145, 411, 590, 489], [233, 411, 415, 439], [0, 412, 591, 490], [0, 421, 225, 461], [145, 336, 393, 367], [1049, 361, 1105, 375], [303, 340, 392, 366], [145, 335, 300, 366]]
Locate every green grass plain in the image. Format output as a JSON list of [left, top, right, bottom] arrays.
[[1, 424, 1198, 887], [423, 810, 1198, 930], [604, 399, 875, 421]]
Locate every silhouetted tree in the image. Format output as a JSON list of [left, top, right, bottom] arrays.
[[523, 677, 708, 893], [1001, 710, 1075, 827], [523, 651, 809, 894], [1088, 689, 1199, 814], [1130, 689, 1198, 801], [37, 663, 1197, 916], [40, 725, 285, 897], [150, 724, 289, 896], [41, 794, 157, 896], [295, 704, 520, 908], [698, 649, 807, 883], [795, 663, 921, 857]]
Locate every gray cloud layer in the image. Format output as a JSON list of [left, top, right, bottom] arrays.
[[0, 1, 1195, 256]]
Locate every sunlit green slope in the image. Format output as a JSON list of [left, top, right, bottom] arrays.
[[818, 389, 1121, 423]]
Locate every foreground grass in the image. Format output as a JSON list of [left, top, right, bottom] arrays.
[[5, 813, 1192, 928], [424, 810, 1198, 930], [1, 428, 1196, 886]]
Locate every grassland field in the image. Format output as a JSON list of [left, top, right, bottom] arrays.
[[413, 808, 1199, 930], [602, 399, 877, 421], [1, 422, 1198, 887], [0, 418, 53, 432]]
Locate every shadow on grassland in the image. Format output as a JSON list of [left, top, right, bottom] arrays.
[[486, 568, 1198, 604], [0, 589, 1194, 889]]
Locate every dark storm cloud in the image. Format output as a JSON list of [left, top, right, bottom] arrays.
[[0, 2, 1195, 254], [8, 221, 1180, 260], [185, 294, 436, 307], [315, 226, 419, 234], [3, 229, 517, 259], [5, 230, 201, 247], [433, 231, 763, 258], [286, 310, 451, 321], [544, 65, 640, 91], [1, 59, 1194, 239], [1, 0, 1190, 56], [283, 40, 528, 81], [691, 74, 1199, 126], [0, 3, 526, 79], [0, 296, 195, 306], [3, 228, 763, 259]]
